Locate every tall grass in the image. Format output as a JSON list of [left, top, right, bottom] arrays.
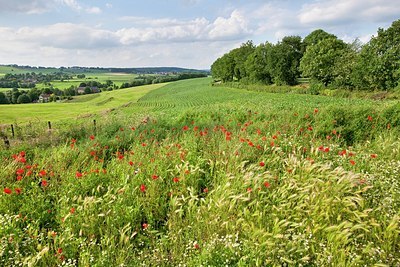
[[0, 78, 399, 266]]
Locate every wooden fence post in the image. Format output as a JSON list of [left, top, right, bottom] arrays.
[[93, 119, 97, 132], [11, 124, 15, 138], [48, 121, 52, 130]]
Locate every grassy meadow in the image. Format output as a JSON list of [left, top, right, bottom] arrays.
[[0, 78, 399, 266]]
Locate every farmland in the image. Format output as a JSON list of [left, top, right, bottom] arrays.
[[1, 78, 400, 266]]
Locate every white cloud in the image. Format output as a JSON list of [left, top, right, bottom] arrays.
[[298, 0, 400, 26], [117, 10, 251, 44]]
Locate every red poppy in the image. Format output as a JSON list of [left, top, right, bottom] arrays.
[[140, 184, 146, 192], [75, 171, 83, 178], [16, 168, 24, 175], [247, 187, 252, 192], [90, 135, 95, 140], [339, 150, 347, 156], [16, 175, 23, 181], [259, 161, 265, 167], [314, 108, 319, 113], [57, 248, 63, 254], [194, 243, 200, 249], [264, 181, 271, 188], [173, 177, 180, 183], [152, 175, 159, 180], [203, 188, 209, 193], [41, 179, 48, 187], [349, 160, 356, 166], [70, 207, 75, 214], [3, 188, 12, 194], [367, 115, 373, 121], [182, 126, 189, 131], [370, 154, 377, 159], [142, 223, 148, 229], [324, 147, 330, 153], [15, 188, 22, 194], [38, 170, 47, 177], [129, 161, 134, 166]]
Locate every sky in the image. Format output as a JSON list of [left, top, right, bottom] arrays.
[[0, 0, 399, 69]]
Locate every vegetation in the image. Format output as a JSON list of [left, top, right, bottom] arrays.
[[0, 66, 208, 105], [211, 19, 400, 91], [0, 78, 399, 266]]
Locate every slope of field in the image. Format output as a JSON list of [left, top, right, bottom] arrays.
[[0, 83, 165, 123], [0, 78, 399, 266]]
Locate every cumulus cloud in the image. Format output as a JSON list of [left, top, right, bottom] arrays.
[[118, 10, 251, 44], [298, 0, 400, 26]]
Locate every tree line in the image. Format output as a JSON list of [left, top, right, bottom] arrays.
[[211, 19, 400, 91], [120, 72, 207, 89]]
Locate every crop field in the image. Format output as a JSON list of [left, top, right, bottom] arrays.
[[0, 83, 164, 123], [0, 78, 399, 266]]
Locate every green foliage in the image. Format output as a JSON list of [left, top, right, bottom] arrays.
[[352, 19, 400, 90], [300, 37, 350, 86]]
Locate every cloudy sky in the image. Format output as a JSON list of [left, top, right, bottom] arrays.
[[0, 0, 399, 69]]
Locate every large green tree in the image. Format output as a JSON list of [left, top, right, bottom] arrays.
[[268, 36, 303, 85], [300, 37, 350, 86], [244, 42, 273, 84], [352, 19, 400, 90]]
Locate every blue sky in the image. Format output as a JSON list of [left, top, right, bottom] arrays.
[[0, 0, 399, 69]]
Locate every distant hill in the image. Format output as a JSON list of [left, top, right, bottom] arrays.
[[0, 64, 209, 75]]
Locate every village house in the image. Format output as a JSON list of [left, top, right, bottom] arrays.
[[38, 93, 51, 103]]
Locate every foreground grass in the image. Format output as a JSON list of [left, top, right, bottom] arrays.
[[0, 78, 399, 266]]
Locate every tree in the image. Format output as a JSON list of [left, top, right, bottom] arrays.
[[352, 19, 400, 90], [303, 29, 337, 48], [0, 92, 9, 104], [268, 36, 303, 85], [300, 37, 350, 86], [211, 53, 235, 82], [16, 94, 31, 104], [230, 40, 255, 80], [244, 42, 273, 84]]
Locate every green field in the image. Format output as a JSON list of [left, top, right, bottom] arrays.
[[0, 78, 399, 266], [0, 83, 164, 123]]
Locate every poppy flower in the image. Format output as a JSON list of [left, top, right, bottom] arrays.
[[90, 135, 95, 140], [367, 115, 373, 121], [75, 171, 83, 178], [173, 177, 180, 183], [152, 175, 159, 180], [140, 184, 146, 192], [194, 243, 200, 249], [15, 188, 22, 194], [16, 168, 24, 175], [57, 248, 63, 254], [142, 223, 148, 229], [349, 160, 356, 166], [370, 154, 377, 159], [259, 161, 265, 167], [41, 179, 48, 187], [38, 170, 47, 177], [182, 126, 189, 131], [3, 188, 12, 194], [203, 188, 209, 193], [264, 181, 271, 188], [16, 175, 23, 181]]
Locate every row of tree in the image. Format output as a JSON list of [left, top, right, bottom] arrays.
[[120, 72, 207, 89], [211, 19, 400, 90], [0, 72, 73, 88]]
